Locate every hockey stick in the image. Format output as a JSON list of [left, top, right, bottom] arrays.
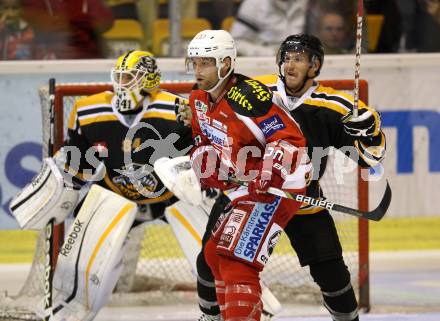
[[44, 78, 56, 321], [353, 0, 364, 118], [228, 177, 391, 221]]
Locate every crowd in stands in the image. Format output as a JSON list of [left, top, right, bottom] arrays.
[[1, 0, 440, 60]]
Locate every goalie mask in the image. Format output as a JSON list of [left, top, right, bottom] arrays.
[[276, 34, 325, 83], [111, 51, 161, 113], [186, 29, 237, 93]]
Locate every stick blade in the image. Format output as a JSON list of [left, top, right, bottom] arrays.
[[363, 180, 392, 221]]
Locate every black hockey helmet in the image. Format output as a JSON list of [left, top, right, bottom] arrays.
[[276, 34, 325, 77]]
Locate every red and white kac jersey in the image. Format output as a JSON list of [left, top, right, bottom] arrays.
[[189, 73, 307, 190]]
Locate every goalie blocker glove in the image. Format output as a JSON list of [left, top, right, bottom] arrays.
[[9, 157, 79, 230]]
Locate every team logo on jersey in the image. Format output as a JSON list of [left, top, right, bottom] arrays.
[[259, 115, 286, 138], [195, 99, 208, 113], [113, 163, 159, 199]]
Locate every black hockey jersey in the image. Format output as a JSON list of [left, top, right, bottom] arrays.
[[254, 74, 386, 214], [64, 89, 193, 205]]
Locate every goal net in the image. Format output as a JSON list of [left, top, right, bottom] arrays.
[[0, 80, 369, 319]]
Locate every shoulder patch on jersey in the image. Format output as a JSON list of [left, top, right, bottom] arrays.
[[226, 77, 273, 117], [258, 114, 286, 138]]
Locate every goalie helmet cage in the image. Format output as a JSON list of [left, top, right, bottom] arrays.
[[0, 79, 369, 320]]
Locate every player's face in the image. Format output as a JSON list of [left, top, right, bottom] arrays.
[[0, 0, 21, 24], [319, 13, 345, 49], [282, 51, 312, 92], [186, 57, 219, 90]]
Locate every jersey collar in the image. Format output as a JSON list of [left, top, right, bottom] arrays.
[[275, 77, 318, 111]]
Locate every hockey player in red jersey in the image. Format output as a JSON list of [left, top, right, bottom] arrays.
[[182, 34, 386, 321], [186, 29, 312, 321]]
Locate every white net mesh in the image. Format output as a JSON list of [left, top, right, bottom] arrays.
[[0, 80, 368, 319]]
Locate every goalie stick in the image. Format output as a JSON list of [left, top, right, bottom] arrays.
[[228, 177, 391, 221], [44, 78, 56, 321]]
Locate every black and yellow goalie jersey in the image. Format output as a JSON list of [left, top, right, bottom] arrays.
[[64, 89, 193, 205], [255, 74, 386, 214]]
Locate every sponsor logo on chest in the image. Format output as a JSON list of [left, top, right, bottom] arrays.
[[200, 122, 229, 148], [211, 119, 228, 132], [195, 99, 208, 113]]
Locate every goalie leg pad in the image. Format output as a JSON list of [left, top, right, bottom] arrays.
[[10, 157, 79, 229], [51, 185, 137, 320]]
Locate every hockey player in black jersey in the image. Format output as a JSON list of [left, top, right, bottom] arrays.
[[192, 34, 386, 321], [65, 50, 193, 211]]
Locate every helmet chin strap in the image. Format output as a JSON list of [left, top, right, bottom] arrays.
[[206, 64, 233, 94]]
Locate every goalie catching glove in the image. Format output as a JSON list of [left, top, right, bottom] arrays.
[[9, 157, 79, 230]]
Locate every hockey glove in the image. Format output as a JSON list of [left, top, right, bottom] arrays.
[[174, 97, 192, 127], [248, 172, 282, 204], [247, 141, 292, 203], [342, 108, 381, 139], [190, 145, 231, 190]]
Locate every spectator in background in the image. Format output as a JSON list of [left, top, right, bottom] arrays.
[[398, 0, 440, 52], [365, 0, 402, 53], [426, 0, 440, 24], [0, 0, 35, 60], [230, 0, 308, 56], [305, 0, 362, 52], [315, 10, 348, 54], [21, 0, 114, 59]]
